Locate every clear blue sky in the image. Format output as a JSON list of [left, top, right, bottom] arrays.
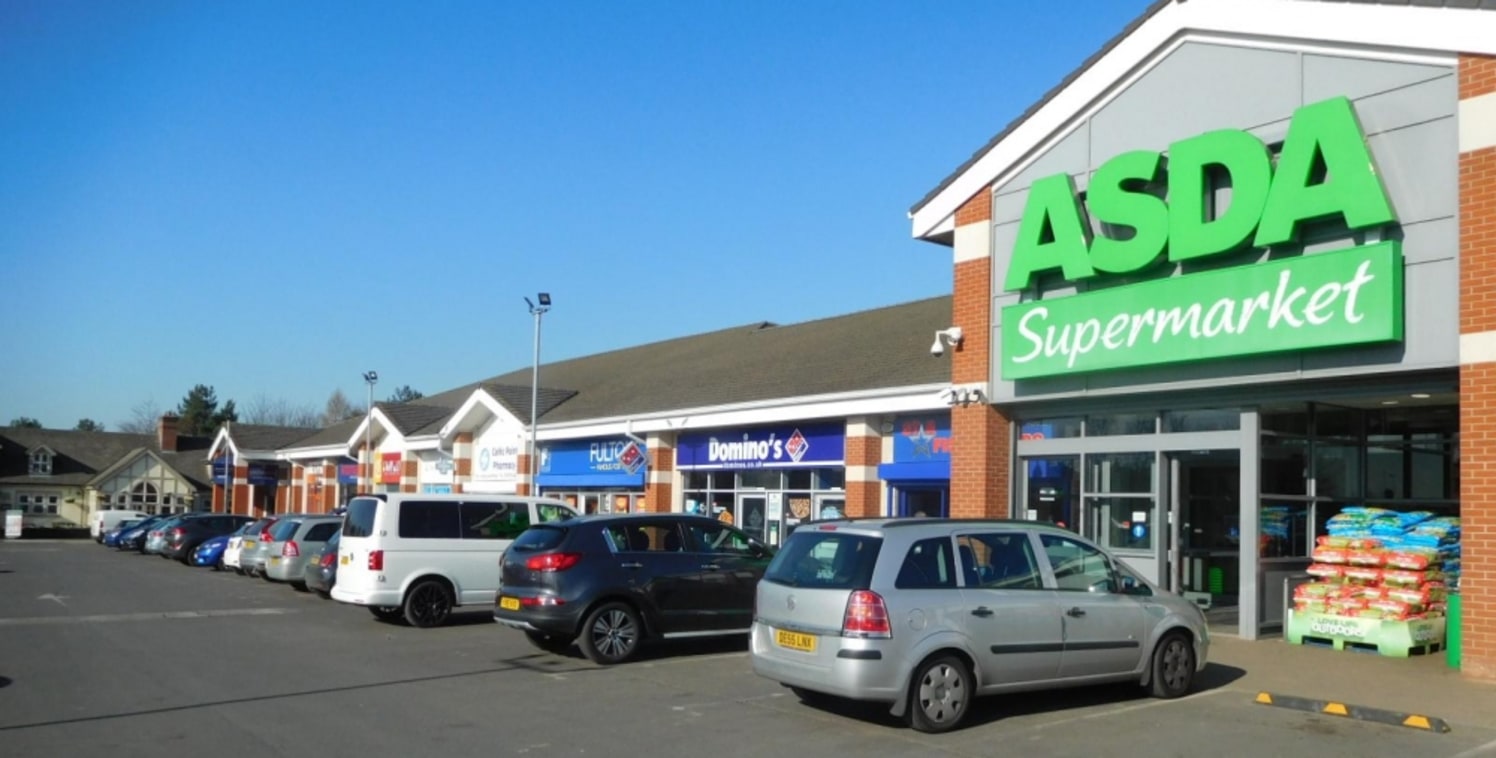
[[1, 0, 1153, 431]]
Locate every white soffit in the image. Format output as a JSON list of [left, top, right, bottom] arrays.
[[910, 0, 1496, 241]]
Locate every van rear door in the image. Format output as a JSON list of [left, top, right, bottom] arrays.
[[336, 497, 383, 600]]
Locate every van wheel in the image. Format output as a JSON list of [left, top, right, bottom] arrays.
[[524, 630, 575, 654], [579, 602, 642, 664], [369, 606, 405, 622], [1148, 632, 1195, 699], [403, 580, 453, 628], [908, 654, 972, 733]]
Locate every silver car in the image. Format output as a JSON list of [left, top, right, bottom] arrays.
[[750, 518, 1209, 733], [261, 514, 343, 589]]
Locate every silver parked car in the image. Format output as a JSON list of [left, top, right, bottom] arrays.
[[750, 518, 1209, 733], [261, 514, 343, 589]]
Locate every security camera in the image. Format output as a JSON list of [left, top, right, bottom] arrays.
[[930, 337, 946, 357], [930, 327, 963, 357]]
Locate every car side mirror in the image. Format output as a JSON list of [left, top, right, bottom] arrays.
[[1088, 578, 1115, 594], [1118, 575, 1152, 596]]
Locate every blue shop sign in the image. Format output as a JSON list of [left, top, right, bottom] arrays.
[[337, 458, 359, 484], [536, 438, 646, 488], [212, 457, 280, 486], [878, 414, 952, 482], [677, 424, 844, 470]]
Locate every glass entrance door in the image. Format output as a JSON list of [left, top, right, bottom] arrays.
[[736, 494, 769, 542], [1169, 450, 1240, 608]]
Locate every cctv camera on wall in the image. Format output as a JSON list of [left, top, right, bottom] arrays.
[[931, 327, 963, 357]]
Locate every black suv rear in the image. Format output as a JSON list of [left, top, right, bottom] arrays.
[[493, 513, 774, 664], [163, 514, 255, 563]]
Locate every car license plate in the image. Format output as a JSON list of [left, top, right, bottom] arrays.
[[775, 629, 817, 653], [499, 596, 520, 611], [340, 554, 350, 566], [245, 540, 256, 548], [270, 557, 280, 564]]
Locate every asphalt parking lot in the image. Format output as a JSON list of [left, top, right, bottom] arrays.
[[2, 540, 1493, 758]]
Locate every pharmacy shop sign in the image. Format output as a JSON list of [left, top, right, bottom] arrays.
[[1000, 96, 1402, 380]]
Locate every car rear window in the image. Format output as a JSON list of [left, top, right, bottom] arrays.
[[764, 531, 881, 589], [510, 524, 568, 552], [304, 522, 339, 542], [270, 519, 301, 541], [342, 498, 380, 538]]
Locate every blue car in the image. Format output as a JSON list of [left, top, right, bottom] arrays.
[[191, 534, 231, 569], [114, 515, 170, 551], [102, 519, 143, 548]]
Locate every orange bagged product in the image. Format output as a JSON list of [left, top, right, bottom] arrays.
[[1307, 564, 1344, 579], [1312, 547, 1349, 564], [1347, 550, 1386, 566]]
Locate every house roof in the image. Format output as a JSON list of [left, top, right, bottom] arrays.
[[909, 0, 1496, 241], [226, 423, 320, 452], [0, 428, 215, 490]]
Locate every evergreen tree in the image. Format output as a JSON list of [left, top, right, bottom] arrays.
[[176, 385, 236, 435], [74, 418, 105, 432], [8, 416, 42, 428]]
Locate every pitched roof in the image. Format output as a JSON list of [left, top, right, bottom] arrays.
[[470, 295, 952, 424], [225, 423, 320, 451], [479, 384, 579, 426], [283, 415, 366, 451], [0, 427, 214, 489], [378, 402, 458, 437]]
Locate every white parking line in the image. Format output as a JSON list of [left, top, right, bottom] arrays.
[[0, 607, 298, 626]]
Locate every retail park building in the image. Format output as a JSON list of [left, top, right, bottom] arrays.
[[7, 0, 1487, 680]]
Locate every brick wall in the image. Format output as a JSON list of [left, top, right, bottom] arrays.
[[844, 430, 882, 517], [643, 438, 675, 513], [1459, 53, 1496, 681], [948, 187, 1013, 518]]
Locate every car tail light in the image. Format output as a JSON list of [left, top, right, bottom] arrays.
[[525, 552, 582, 572], [519, 595, 565, 607], [368, 549, 383, 571], [168, 528, 184, 541], [842, 590, 892, 639], [260, 529, 274, 542], [282, 541, 300, 558], [320, 551, 337, 568]]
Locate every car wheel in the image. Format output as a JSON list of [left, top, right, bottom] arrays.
[[369, 606, 405, 622], [579, 602, 642, 664], [908, 654, 972, 734], [403, 580, 454, 628], [524, 630, 575, 655], [1148, 632, 1195, 699]]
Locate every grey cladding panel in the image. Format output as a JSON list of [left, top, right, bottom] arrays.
[[999, 121, 1091, 196], [1366, 115, 1458, 227], [1091, 43, 1301, 159], [1303, 54, 1452, 106]]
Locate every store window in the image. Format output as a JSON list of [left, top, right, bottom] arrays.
[[1163, 409, 1240, 433], [1086, 413, 1156, 437], [1084, 453, 1154, 552], [1018, 418, 1081, 440]]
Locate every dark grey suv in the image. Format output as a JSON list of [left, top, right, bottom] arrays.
[[493, 513, 775, 664]]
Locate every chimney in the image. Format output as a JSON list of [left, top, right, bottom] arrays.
[[158, 414, 180, 452]]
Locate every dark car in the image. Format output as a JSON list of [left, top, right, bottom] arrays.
[[102, 519, 144, 548], [303, 529, 340, 598], [163, 514, 255, 563], [493, 513, 774, 664], [115, 515, 172, 552]]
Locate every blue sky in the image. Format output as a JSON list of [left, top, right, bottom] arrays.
[[0, 0, 1153, 431]]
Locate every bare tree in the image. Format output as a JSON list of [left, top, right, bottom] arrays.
[[242, 394, 321, 428], [117, 399, 162, 434], [321, 388, 362, 426]]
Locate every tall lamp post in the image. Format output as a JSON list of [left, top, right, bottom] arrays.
[[525, 293, 551, 495], [363, 370, 378, 494]]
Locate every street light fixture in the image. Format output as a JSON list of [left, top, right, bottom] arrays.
[[525, 293, 551, 495], [363, 370, 378, 494]]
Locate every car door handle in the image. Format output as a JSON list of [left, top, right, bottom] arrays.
[[1066, 607, 1086, 618], [971, 607, 994, 618], [701, 563, 722, 571], [620, 562, 644, 570]]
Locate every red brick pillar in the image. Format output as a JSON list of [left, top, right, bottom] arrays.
[[844, 418, 883, 517], [518, 451, 534, 495], [1459, 53, 1496, 681], [402, 457, 418, 494], [643, 433, 675, 513], [949, 186, 1013, 519], [453, 432, 473, 494], [232, 463, 250, 517]]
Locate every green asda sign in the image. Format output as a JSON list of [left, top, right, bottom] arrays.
[[1000, 96, 1403, 380]]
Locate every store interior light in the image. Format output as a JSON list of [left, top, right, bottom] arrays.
[[1410, 393, 1431, 399], [1381, 400, 1399, 405]]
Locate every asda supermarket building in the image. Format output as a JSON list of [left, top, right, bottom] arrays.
[[911, 0, 1496, 678]]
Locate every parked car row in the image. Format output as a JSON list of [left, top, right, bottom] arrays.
[[95, 499, 1210, 733], [96, 511, 344, 597]]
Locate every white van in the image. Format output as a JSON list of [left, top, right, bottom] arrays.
[[332, 493, 578, 627], [89, 509, 152, 542]]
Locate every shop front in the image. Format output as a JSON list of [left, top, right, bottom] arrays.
[[677, 423, 846, 547], [877, 413, 952, 518], [536, 437, 647, 514], [910, 28, 1470, 641]]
